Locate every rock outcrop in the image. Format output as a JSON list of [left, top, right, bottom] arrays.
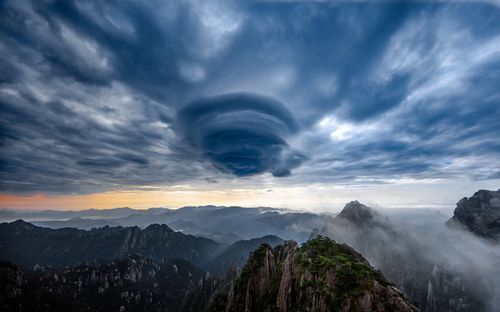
[[446, 189, 500, 241], [225, 237, 419, 312]]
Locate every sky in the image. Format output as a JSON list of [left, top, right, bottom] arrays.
[[0, 0, 499, 211]]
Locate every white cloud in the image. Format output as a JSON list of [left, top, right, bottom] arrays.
[[190, 1, 244, 58]]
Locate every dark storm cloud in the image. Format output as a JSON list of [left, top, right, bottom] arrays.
[[176, 93, 304, 177], [0, 0, 499, 194]]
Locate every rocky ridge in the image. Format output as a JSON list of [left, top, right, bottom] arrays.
[[225, 237, 419, 312]]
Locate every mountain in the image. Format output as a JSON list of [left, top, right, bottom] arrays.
[[0, 220, 219, 268], [32, 217, 121, 230], [320, 200, 495, 312], [336, 201, 390, 228], [0, 207, 152, 222], [0, 255, 219, 312], [1, 206, 329, 243], [446, 189, 500, 241], [224, 237, 419, 312], [206, 235, 284, 274]]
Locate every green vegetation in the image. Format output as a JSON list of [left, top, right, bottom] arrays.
[[299, 236, 389, 308]]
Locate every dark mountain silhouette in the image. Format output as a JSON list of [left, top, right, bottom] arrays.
[[0, 220, 219, 268], [1, 206, 330, 243]]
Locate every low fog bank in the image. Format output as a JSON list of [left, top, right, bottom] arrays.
[[321, 205, 500, 312], [382, 208, 453, 233]]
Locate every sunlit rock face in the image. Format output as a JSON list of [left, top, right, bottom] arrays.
[[446, 189, 500, 242]]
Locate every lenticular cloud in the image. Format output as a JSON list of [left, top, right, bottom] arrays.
[[176, 92, 305, 177]]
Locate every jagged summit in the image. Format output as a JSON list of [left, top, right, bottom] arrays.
[[335, 200, 391, 229], [446, 189, 500, 241]]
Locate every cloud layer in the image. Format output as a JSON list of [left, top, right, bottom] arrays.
[[0, 0, 499, 194]]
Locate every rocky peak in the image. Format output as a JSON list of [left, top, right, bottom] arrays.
[[225, 237, 419, 312], [446, 189, 500, 241], [144, 223, 174, 233], [337, 201, 388, 228]]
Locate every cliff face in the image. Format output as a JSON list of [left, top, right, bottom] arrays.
[[225, 237, 419, 312], [446, 189, 500, 241], [426, 264, 486, 312]]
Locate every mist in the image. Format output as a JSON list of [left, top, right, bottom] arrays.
[[321, 206, 500, 312]]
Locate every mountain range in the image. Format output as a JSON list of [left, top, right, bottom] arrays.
[[0, 205, 329, 244], [0, 189, 499, 311]]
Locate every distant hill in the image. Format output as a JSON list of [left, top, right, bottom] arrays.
[[206, 235, 284, 274], [2, 206, 330, 243], [0, 207, 152, 221]]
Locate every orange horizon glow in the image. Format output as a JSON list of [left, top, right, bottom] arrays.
[[0, 191, 249, 210], [1, 180, 498, 211]]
